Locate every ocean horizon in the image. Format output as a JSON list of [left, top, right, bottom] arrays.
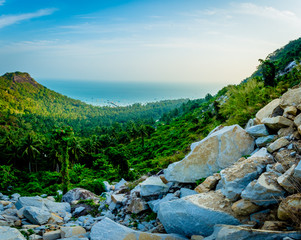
[[38, 79, 222, 107]]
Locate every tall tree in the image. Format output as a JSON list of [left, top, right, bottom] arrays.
[[259, 59, 276, 87]]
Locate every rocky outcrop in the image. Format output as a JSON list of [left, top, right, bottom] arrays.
[[164, 125, 254, 182], [90, 217, 187, 240], [158, 191, 240, 237]]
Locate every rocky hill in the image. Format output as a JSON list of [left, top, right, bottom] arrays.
[[1, 85, 301, 239]]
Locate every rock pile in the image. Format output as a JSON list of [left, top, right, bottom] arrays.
[[2, 87, 301, 240]]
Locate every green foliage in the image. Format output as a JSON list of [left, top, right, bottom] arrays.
[[259, 59, 276, 87], [0, 165, 18, 191], [78, 178, 105, 195], [196, 178, 206, 186]]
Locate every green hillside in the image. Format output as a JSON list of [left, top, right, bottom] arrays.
[[1, 37, 301, 197]]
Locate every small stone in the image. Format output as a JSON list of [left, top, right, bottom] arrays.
[[261, 221, 288, 231], [267, 137, 290, 153], [43, 230, 61, 240], [277, 164, 297, 193], [246, 124, 269, 137], [60, 226, 86, 238], [262, 116, 293, 130], [278, 193, 301, 220], [231, 199, 260, 216], [284, 106, 297, 116], [255, 135, 277, 147]]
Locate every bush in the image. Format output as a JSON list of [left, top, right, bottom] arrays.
[[78, 178, 105, 195]]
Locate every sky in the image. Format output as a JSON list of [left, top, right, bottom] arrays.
[[1, 0, 301, 86]]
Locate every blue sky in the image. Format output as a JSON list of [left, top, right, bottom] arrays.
[[1, 0, 301, 85]]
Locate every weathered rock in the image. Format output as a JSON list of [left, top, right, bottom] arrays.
[[294, 113, 301, 127], [111, 194, 126, 205], [262, 116, 293, 130], [294, 160, 301, 180], [44, 199, 71, 217], [267, 137, 290, 153], [255, 99, 281, 122], [62, 188, 97, 203], [219, 156, 273, 201], [278, 126, 295, 137], [23, 206, 51, 225], [165, 125, 254, 182], [241, 172, 286, 206], [284, 106, 298, 116], [127, 197, 148, 214], [204, 224, 301, 240], [280, 87, 301, 108], [60, 226, 86, 238], [15, 196, 45, 210], [0, 226, 26, 240], [275, 150, 298, 170], [255, 135, 277, 147], [47, 212, 64, 225], [90, 217, 187, 240], [246, 124, 269, 137], [29, 234, 43, 240], [148, 193, 178, 213], [158, 191, 240, 237], [115, 178, 127, 191], [278, 193, 301, 220], [180, 188, 198, 198], [140, 176, 169, 197], [231, 199, 261, 216], [195, 174, 221, 194], [43, 230, 61, 240], [277, 164, 297, 193], [261, 221, 288, 231], [245, 118, 260, 130]]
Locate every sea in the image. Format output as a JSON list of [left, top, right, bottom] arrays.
[[38, 79, 221, 107]]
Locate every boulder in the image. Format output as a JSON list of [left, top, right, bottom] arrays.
[[158, 191, 240, 237], [275, 150, 298, 170], [280, 87, 301, 108], [0, 226, 26, 240], [219, 156, 273, 201], [44, 199, 71, 217], [255, 135, 277, 147], [204, 224, 301, 240], [231, 199, 260, 216], [277, 164, 297, 193], [267, 137, 290, 153], [180, 188, 198, 198], [127, 197, 148, 214], [241, 172, 286, 207], [278, 193, 301, 221], [261, 221, 289, 231], [114, 178, 127, 191], [246, 124, 269, 137], [262, 116, 293, 130], [255, 99, 281, 122], [278, 126, 295, 137], [164, 125, 254, 182], [148, 193, 178, 213], [90, 217, 187, 240], [23, 206, 51, 225], [47, 212, 64, 225], [60, 226, 86, 238], [62, 188, 97, 203], [15, 196, 45, 210], [195, 173, 221, 194], [140, 176, 169, 197]]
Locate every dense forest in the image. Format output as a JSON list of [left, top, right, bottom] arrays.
[[1, 37, 301, 197]]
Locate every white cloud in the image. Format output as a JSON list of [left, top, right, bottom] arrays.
[[236, 3, 300, 22], [0, 8, 57, 29], [0, 0, 5, 6]]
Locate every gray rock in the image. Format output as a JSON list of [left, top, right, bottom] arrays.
[[73, 206, 85, 216], [103, 181, 111, 192], [0, 226, 26, 240], [23, 206, 51, 225], [262, 116, 293, 130], [148, 193, 178, 213], [255, 135, 277, 147], [15, 196, 45, 210], [241, 172, 286, 206], [114, 178, 127, 191], [158, 191, 240, 237], [246, 124, 269, 137], [140, 176, 169, 197], [293, 160, 301, 180], [219, 156, 273, 201], [62, 188, 97, 203], [164, 125, 254, 182], [203, 224, 301, 240], [44, 199, 71, 217], [90, 217, 187, 240], [180, 188, 198, 198], [267, 137, 290, 153]]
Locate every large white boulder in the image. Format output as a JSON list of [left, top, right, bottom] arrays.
[[158, 191, 240, 237], [90, 217, 187, 240], [164, 125, 254, 182]]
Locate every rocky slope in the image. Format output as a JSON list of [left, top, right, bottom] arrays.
[[2, 86, 301, 239]]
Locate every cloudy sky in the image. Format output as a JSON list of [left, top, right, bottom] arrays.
[[0, 0, 301, 85]]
